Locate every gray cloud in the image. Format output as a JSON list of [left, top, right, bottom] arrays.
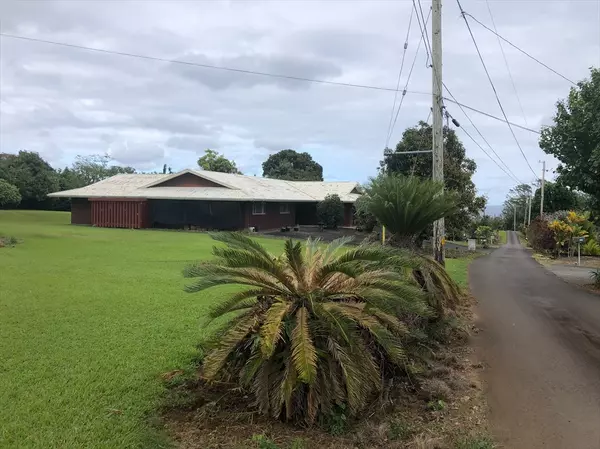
[[0, 0, 597, 202]]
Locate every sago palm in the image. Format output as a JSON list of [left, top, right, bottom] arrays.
[[183, 232, 429, 423], [364, 175, 457, 247]]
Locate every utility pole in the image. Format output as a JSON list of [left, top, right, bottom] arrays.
[[528, 194, 532, 226], [513, 204, 517, 231], [432, 0, 445, 265], [523, 198, 528, 228], [540, 160, 546, 217]]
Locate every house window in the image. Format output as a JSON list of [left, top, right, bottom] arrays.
[[280, 203, 290, 214], [252, 202, 266, 215]]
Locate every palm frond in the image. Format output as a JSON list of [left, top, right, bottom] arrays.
[[260, 301, 291, 358], [202, 314, 258, 380], [284, 239, 307, 290], [291, 307, 317, 383], [207, 288, 264, 320]]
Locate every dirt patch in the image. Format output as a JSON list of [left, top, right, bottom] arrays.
[[162, 303, 489, 449]]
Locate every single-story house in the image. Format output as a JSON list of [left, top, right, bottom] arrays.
[[49, 169, 361, 230]]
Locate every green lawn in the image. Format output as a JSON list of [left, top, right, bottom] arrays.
[[445, 256, 473, 288], [0, 211, 470, 448]]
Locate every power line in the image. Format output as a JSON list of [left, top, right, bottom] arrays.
[[1, 32, 543, 135], [463, 11, 577, 85], [385, 7, 414, 149], [485, 0, 529, 127], [415, 0, 433, 67], [456, 0, 539, 179], [441, 97, 540, 134], [444, 83, 523, 184], [387, 6, 431, 147], [0, 32, 433, 95]]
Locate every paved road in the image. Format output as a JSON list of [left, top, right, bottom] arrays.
[[470, 231, 600, 449]]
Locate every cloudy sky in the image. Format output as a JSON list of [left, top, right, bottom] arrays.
[[1, 0, 598, 204]]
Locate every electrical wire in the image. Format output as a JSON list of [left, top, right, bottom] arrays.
[[386, 6, 432, 147], [0, 32, 433, 95], [1, 31, 543, 136], [385, 7, 414, 149], [464, 11, 576, 86], [415, 0, 433, 67], [485, 0, 529, 127], [456, 0, 539, 179], [444, 84, 523, 184]]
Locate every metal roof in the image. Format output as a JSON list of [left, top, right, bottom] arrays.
[[49, 169, 361, 203]]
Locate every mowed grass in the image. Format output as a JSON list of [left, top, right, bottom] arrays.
[[0, 210, 470, 448], [0, 211, 285, 449]]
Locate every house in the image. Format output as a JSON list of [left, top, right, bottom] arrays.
[[49, 169, 361, 230]]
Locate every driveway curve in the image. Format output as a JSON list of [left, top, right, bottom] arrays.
[[470, 231, 600, 449]]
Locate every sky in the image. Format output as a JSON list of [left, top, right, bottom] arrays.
[[1, 0, 598, 204]]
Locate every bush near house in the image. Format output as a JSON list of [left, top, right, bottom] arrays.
[[316, 194, 344, 229]]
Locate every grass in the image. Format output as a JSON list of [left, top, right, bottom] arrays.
[[0, 210, 285, 449], [0, 210, 470, 448], [498, 230, 507, 245], [445, 255, 475, 288]]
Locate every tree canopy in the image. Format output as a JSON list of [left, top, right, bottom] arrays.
[[531, 181, 578, 217], [71, 155, 136, 185], [380, 122, 486, 239], [0, 151, 60, 208], [539, 68, 600, 215], [262, 149, 323, 181], [501, 183, 532, 230], [0, 179, 22, 208], [197, 149, 241, 174]]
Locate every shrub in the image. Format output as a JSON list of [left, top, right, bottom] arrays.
[[582, 238, 600, 256], [0, 179, 21, 208], [316, 194, 344, 229], [526, 217, 555, 253], [591, 269, 600, 287], [475, 226, 493, 248], [353, 195, 377, 232], [183, 233, 429, 423], [363, 175, 457, 247]]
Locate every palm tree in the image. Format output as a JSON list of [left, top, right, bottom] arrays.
[[364, 175, 457, 247], [183, 233, 429, 423]]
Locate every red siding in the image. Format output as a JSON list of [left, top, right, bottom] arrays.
[[71, 198, 91, 225], [90, 200, 148, 229], [243, 202, 296, 231], [152, 173, 224, 188]]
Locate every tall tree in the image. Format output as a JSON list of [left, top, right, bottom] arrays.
[[71, 155, 136, 185], [380, 122, 486, 239], [531, 181, 578, 217], [262, 149, 323, 181], [0, 151, 60, 208], [197, 149, 241, 174], [539, 68, 600, 215], [501, 183, 532, 230]]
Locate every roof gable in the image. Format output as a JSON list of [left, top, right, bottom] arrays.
[[143, 169, 234, 189]]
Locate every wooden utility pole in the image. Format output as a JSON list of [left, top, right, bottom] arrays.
[[540, 160, 546, 217], [432, 0, 445, 264], [528, 194, 532, 225]]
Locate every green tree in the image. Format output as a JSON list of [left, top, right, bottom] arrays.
[[380, 122, 486, 240], [316, 194, 344, 228], [0, 179, 21, 208], [539, 68, 600, 215], [531, 181, 578, 217], [363, 175, 457, 247], [183, 233, 429, 423], [71, 155, 136, 185], [197, 149, 241, 174], [262, 149, 323, 181], [501, 184, 532, 230], [0, 151, 60, 208]]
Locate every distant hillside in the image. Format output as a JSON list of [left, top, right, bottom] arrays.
[[485, 205, 503, 217]]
